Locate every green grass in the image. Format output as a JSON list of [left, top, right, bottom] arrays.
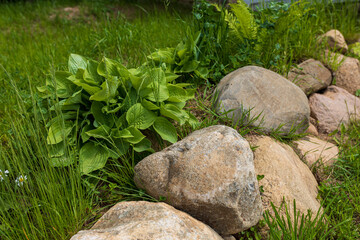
[[0, 0, 360, 239]]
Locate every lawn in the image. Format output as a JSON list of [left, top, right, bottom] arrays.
[[0, 0, 359, 239]]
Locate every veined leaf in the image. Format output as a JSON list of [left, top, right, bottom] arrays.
[[68, 54, 88, 75], [89, 77, 119, 102], [153, 117, 177, 143], [147, 48, 175, 64], [79, 142, 109, 174], [133, 138, 154, 153], [54, 71, 75, 98], [68, 75, 101, 95], [160, 103, 188, 125], [124, 126, 145, 144], [84, 60, 102, 85], [165, 72, 180, 82], [97, 57, 129, 78], [47, 120, 73, 145], [111, 128, 133, 139], [142, 99, 160, 110], [85, 125, 111, 140], [51, 153, 75, 167], [91, 101, 114, 127], [146, 68, 169, 102], [126, 103, 157, 130], [167, 84, 195, 102]]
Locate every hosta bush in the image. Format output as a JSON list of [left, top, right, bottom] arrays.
[[39, 54, 197, 174]]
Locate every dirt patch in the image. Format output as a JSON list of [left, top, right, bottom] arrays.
[[49, 6, 95, 23]]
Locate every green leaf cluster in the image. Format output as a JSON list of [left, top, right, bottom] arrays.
[[40, 54, 197, 174]]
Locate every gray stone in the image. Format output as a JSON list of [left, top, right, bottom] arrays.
[[134, 125, 263, 235], [214, 66, 310, 135], [287, 59, 332, 95], [70, 201, 223, 240]]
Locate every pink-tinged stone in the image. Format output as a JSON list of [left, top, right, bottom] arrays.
[[309, 86, 360, 133]]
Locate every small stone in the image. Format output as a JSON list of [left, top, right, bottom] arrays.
[[293, 136, 338, 168], [320, 29, 348, 53], [306, 123, 319, 136], [287, 59, 332, 96], [309, 86, 360, 133], [334, 56, 360, 95]]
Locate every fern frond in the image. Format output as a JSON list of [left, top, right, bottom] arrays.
[[229, 0, 258, 41]]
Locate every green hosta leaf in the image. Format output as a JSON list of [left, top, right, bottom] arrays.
[[47, 120, 73, 145], [142, 99, 160, 110], [130, 71, 152, 91], [146, 68, 169, 102], [85, 125, 111, 140], [79, 142, 109, 174], [90, 77, 119, 102], [54, 71, 75, 98], [178, 60, 200, 73], [195, 67, 209, 79], [160, 103, 188, 125], [170, 102, 186, 109], [167, 84, 196, 102], [51, 154, 75, 167], [68, 75, 101, 95], [49, 142, 66, 157], [148, 48, 175, 64], [98, 57, 129, 78], [133, 138, 154, 153], [91, 101, 114, 127], [121, 88, 138, 112], [115, 113, 127, 129], [68, 54, 88, 75], [102, 102, 123, 114], [111, 128, 133, 138], [125, 126, 145, 144], [153, 117, 177, 143], [165, 72, 180, 83], [46, 112, 78, 128], [126, 103, 157, 130], [81, 123, 92, 143], [84, 60, 102, 85]]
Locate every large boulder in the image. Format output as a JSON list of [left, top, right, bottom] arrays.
[[293, 136, 338, 168], [287, 59, 332, 96], [334, 56, 360, 95], [70, 201, 223, 240], [134, 125, 263, 235], [214, 66, 310, 135], [309, 86, 360, 133], [320, 29, 348, 53], [248, 136, 320, 221]]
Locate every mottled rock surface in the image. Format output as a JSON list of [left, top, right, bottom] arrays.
[[321, 29, 348, 53], [287, 59, 331, 95], [70, 201, 223, 240], [293, 136, 338, 168], [249, 136, 320, 221], [214, 66, 310, 135], [309, 86, 360, 133], [134, 125, 263, 235], [334, 56, 360, 95]]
